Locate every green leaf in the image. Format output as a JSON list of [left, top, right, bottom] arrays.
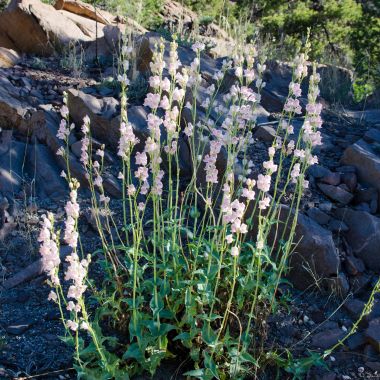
[[203, 351, 220, 379], [123, 343, 144, 361]]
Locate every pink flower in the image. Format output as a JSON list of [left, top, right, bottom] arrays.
[[118, 122, 139, 158], [149, 75, 161, 89], [257, 174, 271, 192], [127, 184, 136, 196], [48, 291, 58, 302], [66, 320, 78, 331], [135, 151, 148, 166], [144, 93, 160, 109], [172, 87, 185, 102], [289, 82, 302, 97], [184, 123, 193, 137], [192, 42, 205, 52], [259, 197, 271, 210], [231, 246, 240, 257], [60, 105, 69, 118], [160, 95, 170, 110]]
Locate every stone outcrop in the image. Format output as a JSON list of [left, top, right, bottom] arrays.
[[0, 48, 20, 68], [0, 0, 107, 56]]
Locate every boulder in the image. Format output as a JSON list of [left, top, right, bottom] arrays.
[[335, 208, 380, 271], [246, 204, 340, 290], [33, 106, 122, 198], [311, 328, 345, 349], [27, 143, 67, 201], [67, 89, 150, 152], [317, 183, 354, 205], [0, 0, 105, 56], [54, 0, 113, 25], [0, 140, 27, 196], [0, 48, 20, 68], [253, 124, 277, 143], [341, 139, 380, 207]]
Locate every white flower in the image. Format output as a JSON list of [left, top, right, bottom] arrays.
[[231, 246, 240, 257]]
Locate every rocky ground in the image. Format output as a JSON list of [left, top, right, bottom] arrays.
[[0, 0, 380, 379]]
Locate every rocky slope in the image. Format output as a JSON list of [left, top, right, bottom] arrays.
[[0, 0, 379, 379]]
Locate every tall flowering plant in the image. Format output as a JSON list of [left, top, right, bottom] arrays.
[[38, 34, 326, 379]]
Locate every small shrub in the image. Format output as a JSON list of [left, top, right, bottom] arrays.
[[38, 35, 353, 379]]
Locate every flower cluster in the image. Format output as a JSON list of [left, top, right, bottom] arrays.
[[118, 121, 139, 159], [38, 212, 60, 286], [203, 140, 222, 184]]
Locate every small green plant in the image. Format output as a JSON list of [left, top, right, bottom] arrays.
[[60, 41, 84, 77], [353, 77, 375, 103]]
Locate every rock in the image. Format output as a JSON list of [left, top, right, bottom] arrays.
[[311, 328, 345, 349], [0, 140, 27, 196], [335, 209, 380, 271], [253, 125, 277, 143], [54, 0, 114, 25], [67, 89, 150, 152], [341, 139, 380, 207], [337, 165, 356, 174], [0, 47, 20, 68], [341, 172, 357, 192], [365, 318, 380, 352], [247, 205, 340, 290], [27, 143, 67, 201], [2, 246, 72, 289], [344, 109, 380, 124], [327, 218, 349, 232], [346, 332, 366, 350], [306, 208, 331, 225], [344, 255, 365, 276], [320, 172, 341, 186], [308, 164, 331, 179], [344, 298, 365, 320], [319, 202, 333, 212], [355, 187, 378, 213], [364, 128, 380, 144], [0, 0, 105, 56], [317, 183, 354, 205], [0, 74, 45, 136], [366, 362, 380, 372]]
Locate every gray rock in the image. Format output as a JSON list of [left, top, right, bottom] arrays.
[[335, 208, 380, 271], [364, 128, 380, 144], [249, 205, 340, 290], [365, 318, 380, 352], [311, 328, 345, 349], [26, 143, 67, 201], [0, 140, 27, 196], [341, 172, 357, 192], [327, 218, 349, 232], [344, 255, 365, 276], [318, 183, 354, 205], [341, 139, 380, 207], [344, 298, 365, 320], [253, 125, 277, 143], [320, 172, 341, 186], [308, 164, 331, 179], [306, 207, 331, 225]]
